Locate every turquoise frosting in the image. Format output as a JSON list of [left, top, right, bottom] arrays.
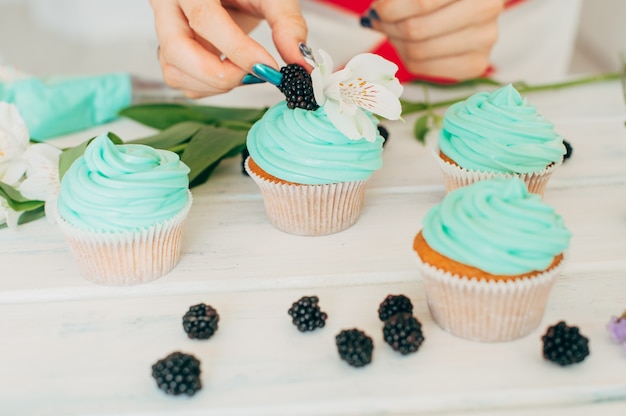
[[422, 178, 571, 275], [438, 84, 565, 174], [57, 133, 190, 231], [246, 101, 384, 184]]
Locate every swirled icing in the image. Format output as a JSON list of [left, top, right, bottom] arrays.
[[57, 133, 190, 231], [246, 102, 384, 184], [422, 178, 571, 275], [438, 84, 565, 174]]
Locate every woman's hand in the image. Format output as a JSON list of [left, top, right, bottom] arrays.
[[366, 0, 504, 80], [150, 0, 308, 98]]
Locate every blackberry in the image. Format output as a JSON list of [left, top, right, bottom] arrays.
[[383, 312, 425, 355], [335, 328, 374, 367], [151, 351, 202, 396], [241, 146, 250, 176], [288, 295, 327, 332], [378, 294, 413, 322], [542, 321, 590, 366], [563, 140, 573, 161], [278, 64, 319, 111], [378, 125, 390, 147], [182, 303, 220, 340]]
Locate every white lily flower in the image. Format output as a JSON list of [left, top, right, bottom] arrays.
[[0, 102, 30, 185], [0, 195, 20, 229], [19, 143, 62, 223], [310, 50, 403, 142]]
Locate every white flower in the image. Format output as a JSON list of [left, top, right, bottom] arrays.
[[310, 50, 403, 142], [0, 102, 29, 186], [0, 195, 20, 229], [19, 143, 61, 223]]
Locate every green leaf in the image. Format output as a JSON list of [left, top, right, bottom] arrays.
[[413, 114, 431, 144], [58, 132, 123, 180], [180, 125, 247, 185], [127, 121, 204, 149], [0, 182, 45, 211], [0, 205, 46, 229], [119, 103, 267, 130], [17, 205, 46, 225]]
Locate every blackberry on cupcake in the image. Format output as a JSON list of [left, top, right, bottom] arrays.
[[278, 64, 319, 111]]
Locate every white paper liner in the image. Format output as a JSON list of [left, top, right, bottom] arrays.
[[55, 192, 192, 286], [245, 158, 367, 236], [416, 255, 566, 342], [433, 149, 561, 197]]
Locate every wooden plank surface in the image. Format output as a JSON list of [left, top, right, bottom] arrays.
[[1, 82, 625, 415]]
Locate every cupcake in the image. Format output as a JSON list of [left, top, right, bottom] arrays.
[[245, 50, 403, 235], [413, 178, 571, 342], [55, 133, 192, 286], [436, 84, 566, 196]]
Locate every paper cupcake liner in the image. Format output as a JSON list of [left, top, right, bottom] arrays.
[[433, 149, 561, 197], [55, 192, 192, 286], [245, 158, 367, 236], [416, 256, 566, 342]]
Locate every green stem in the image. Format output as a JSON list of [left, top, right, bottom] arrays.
[[402, 72, 622, 116], [167, 143, 188, 154]]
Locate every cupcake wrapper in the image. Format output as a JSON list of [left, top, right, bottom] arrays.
[[416, 257, 566, 342], [434, 149, 561, 196], [245, 158, 367, 236], [55, 192, 192, 286]]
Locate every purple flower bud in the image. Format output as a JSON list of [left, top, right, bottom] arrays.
[[606, 315, 626, 344]]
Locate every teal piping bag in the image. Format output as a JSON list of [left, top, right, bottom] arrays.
[[0, 72, 132, 141]]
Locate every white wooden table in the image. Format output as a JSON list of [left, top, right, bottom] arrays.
[[2, 80, 626, 416]]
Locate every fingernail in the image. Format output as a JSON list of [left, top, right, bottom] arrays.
[[299, 43, 314, 61], [359, 16, 372, 29], [242, 74, 266, 85], [368, 8, 380, 21], [252, 63, 282, 86]]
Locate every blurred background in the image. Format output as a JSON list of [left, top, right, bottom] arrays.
[[0, 0, 624, 84]]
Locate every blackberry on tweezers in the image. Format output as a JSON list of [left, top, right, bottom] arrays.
[[278, 64, 319, 111]]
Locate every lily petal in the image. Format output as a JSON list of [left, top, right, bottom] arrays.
[[19, 143, 61, 202], [0, 195, 20, 229], [325, 100, 378, 142], [339, 80, 402, 120], [0, 160, 28, 186], [345, 53, 403, 97]]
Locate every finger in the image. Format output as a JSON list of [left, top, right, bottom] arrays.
[[393, 22, 498, 62], [261, 0, 309, 68], [400, 51, 492, 80], [371, 0, 503, 41], [157, 50, 235, 96], [154, 1, 246, 91], [180, 0, 279, 73], [370, 0, 457, 21]]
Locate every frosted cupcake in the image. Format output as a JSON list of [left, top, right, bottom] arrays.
[[245, 50, 403, 235], [436, 84, 566, 196], [55, 133, 192, 286], [413, 178, 571, 342]]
